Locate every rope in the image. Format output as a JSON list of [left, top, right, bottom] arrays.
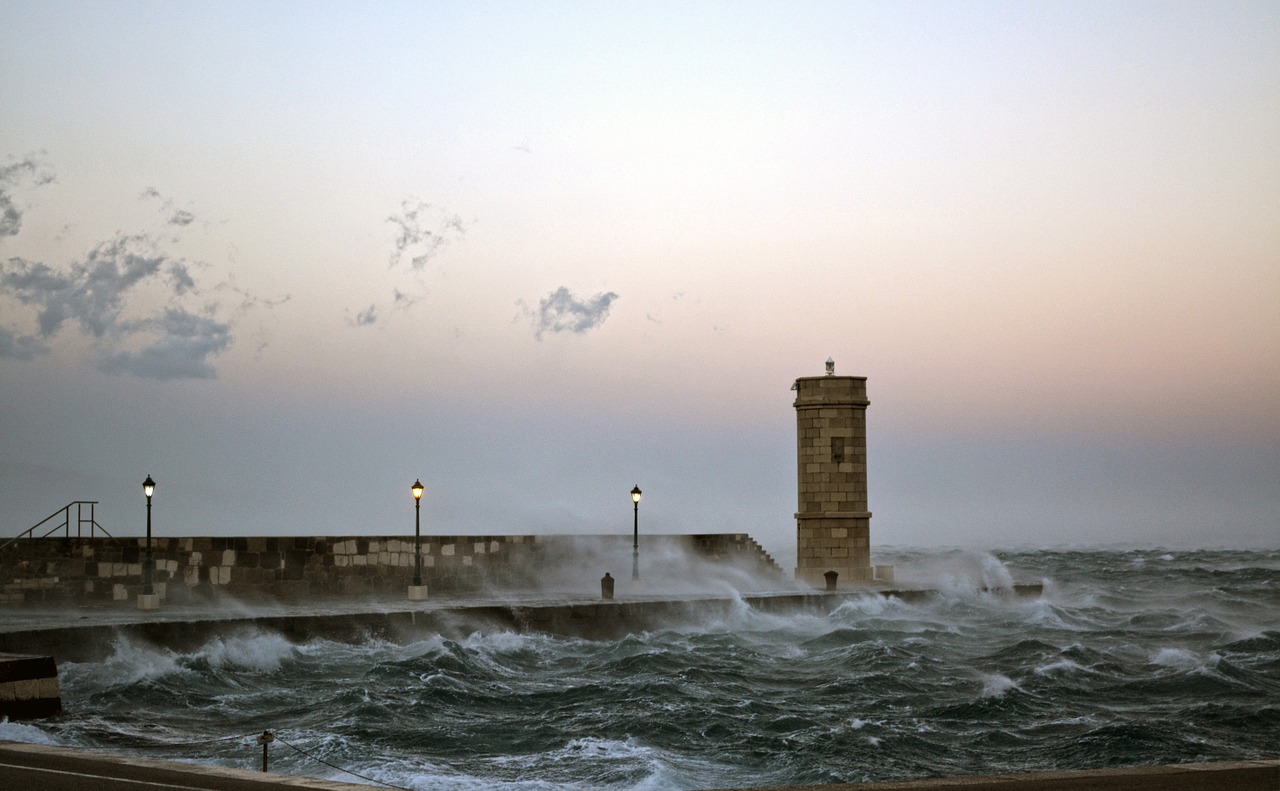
[[101, 728, 416, 790], [274, 734, 414, 791], [108, 731, 262, 749]]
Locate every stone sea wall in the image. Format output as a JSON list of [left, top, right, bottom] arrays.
[[0, 533, 781, 604]]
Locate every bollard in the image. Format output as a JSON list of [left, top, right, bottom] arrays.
[[601, 572, 615, 599], [257, 730, 274, 772], [824, 570, 838, 591]]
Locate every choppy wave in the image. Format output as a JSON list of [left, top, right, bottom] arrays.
[[14, 547, 1280, 790]]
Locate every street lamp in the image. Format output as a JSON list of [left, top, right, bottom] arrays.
[[631, 484, 642, 581], [409, 479, 428, 600], [411, 479, 424, 587], [142, 474, 155, 597]]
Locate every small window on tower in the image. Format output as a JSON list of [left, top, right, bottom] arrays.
[[832, 436, 845, 464]]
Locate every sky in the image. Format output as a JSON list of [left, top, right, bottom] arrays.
[[1, 1, 1277, 567]]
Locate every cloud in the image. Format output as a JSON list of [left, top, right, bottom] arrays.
[[0, 325, 47, 360], [140, 186, 198, 229], [96, 308, 232, 380], [387, 198, 465, 271], [0, 155, 56, 239], [1, 236, 169, 338], [347, 198, 467, 328], [0, 167, 284, 379], [529, 286, 619, 340], [0, 235, 237, 377]]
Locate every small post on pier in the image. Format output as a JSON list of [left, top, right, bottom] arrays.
[[257, 730, 274, 772]]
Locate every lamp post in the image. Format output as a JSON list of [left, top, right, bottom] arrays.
[[412, 479, 424, 586], [409, 479, 428, 600], [142, 475, 155, 596], [137, 474, 159, 610], [630, 484, 642, 581]]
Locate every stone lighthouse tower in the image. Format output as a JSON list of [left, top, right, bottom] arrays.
[[794, 358, 873, 588]]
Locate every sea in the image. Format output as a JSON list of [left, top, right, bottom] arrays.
[[3, 547, 1277, 790]]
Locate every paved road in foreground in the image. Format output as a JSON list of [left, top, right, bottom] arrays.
[[0, 741, 379, 791], [5, 740, 1278, 791]]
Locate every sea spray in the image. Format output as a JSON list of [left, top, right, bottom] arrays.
[[13, 548, 1279, 790]]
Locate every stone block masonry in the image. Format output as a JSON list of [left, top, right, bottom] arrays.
[[0, 652, 60, 719], [793, 365, 875, 588], [0, 533, 782, 605]]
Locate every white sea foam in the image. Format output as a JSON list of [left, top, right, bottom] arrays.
[[467, 735, 684, 791], [200, 631, 296, 672], [980, 554, 1015, 590], [393, 773, 566, 791], [1025, 599, 1079, 631], [42, 548, 1279, 790], [831, 594, 892, 617], [1150, 647, 1200, 669], [979, 673, 1021, 698], [0, 718, 61, 745], [61, 636, 186, 687], [459, 630, 537, 654], [890, 549, 1017, 594], [1034, 658, 1084, 676]]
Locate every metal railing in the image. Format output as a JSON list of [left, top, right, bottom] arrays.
[[0, 501, 117, 551]]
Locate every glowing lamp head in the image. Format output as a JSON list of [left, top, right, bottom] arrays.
[[631, 484, 642, 504], [411, 479, 424, 501], [142, 475, 156, 499]]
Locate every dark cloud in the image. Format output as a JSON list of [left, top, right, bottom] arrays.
[[0, 167, 283, 379], [0, 235, 235, 377], [388, 198, 465, 271], [349, 198, 467, 328], [0, 325, 47, 360], [1, 236, 167, 338], [530, 286, 619, 340], [97, 308, 235, 378], [0, 155, 55, 238], [140, 187, 197, 228], [96, 308, 231, 380]]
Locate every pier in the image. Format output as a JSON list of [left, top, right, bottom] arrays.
[[2, 586, 1278, 791], [0, 585, 1042, 664]]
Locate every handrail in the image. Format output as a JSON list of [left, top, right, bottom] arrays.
[[0, 501, 117, 551]]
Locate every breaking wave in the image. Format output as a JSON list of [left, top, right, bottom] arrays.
[[17, 548, 1280, 789]]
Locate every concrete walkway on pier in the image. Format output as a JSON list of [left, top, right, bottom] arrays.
[[0, 587, 759, 631], [2, 585, 1011, 664], [0, 582, 1045, 635], [0, 588, 651, 634]]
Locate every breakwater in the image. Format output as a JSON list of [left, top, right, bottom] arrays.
[[0, 532, 780, 604], [2, 548, 1273, 791], [0, 586, 1038, 663]]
